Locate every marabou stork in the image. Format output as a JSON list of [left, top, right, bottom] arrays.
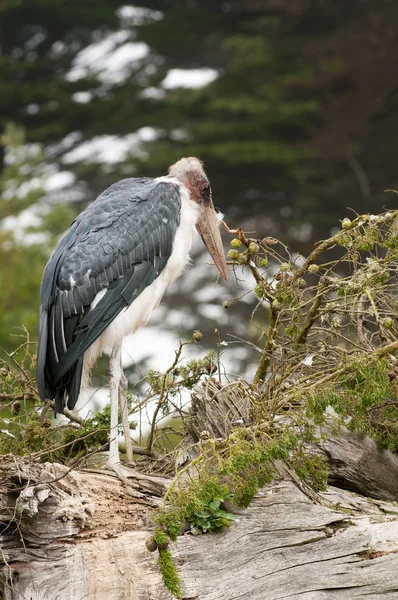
[[37, 157, 227, 468]]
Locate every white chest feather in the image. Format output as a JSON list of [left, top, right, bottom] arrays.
[[83, 182, 199, 372]]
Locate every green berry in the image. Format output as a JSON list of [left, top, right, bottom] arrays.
[[254, 284, 264, 298], [248, 242, 259, 254], [272, 299, 281, 310], [342, 218, 351, 229], [230, 238, 242, 249], [383, 318, 393, 329], [308, 264, 319, 273], [279, 263, 290, 272], [228, 249, 240, 260]]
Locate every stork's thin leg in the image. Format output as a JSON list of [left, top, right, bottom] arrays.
[[118, 360, 134, 464], [108, 346, 122, 468]]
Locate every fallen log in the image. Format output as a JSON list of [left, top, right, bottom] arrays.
[[1, 457, 398, 599]]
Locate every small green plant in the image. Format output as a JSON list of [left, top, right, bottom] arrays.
[[158, 548, 182, 599], [189, 495, 237, 535]]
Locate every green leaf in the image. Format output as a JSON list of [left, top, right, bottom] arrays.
[[208, 499, 221, 511], [194, 510, 210, 519]]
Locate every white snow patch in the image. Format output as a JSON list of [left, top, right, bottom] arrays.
[[291, 252, 306, 268], [45, 171, 76, 191], [47, 131, 83, 159], [193, 284, 224, 303], [161, 68, 218, 89], [197, 303, 227, 323], [0, 205, 50, 246], [62, 134, 142, 164], [139, 86, 166, 100], [117, 5, 163, 25], [137, 126, 159, 142], [67, 29, 149, 84], [72, 91, 93, 104], [288, 222, 313, 243]]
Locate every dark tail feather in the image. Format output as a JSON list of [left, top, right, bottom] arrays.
[[67, 357, 84, 410], [39, 300, 84, 415], [36, 308, 49, 402], [54, 386, 65, 415], [53, 357, 83, 414]]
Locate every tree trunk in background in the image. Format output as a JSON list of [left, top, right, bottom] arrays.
[[2, 445, 398, 600]]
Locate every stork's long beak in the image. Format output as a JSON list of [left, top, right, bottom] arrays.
[[196, 202, 228, 280]]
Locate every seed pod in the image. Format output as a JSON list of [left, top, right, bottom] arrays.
[[308, 264, 319, 273], [272, 299, 281, 310], [228, 249, 240, 260], [11, 401, 21, 415], [146, 538, 158, 552], [383, 318, 393, 329], [254, 284, 264, 298], [341, 218, 351, 229], [193, 330, 203, 342], [248, 242, 259, 254], [230, 238, 242, 249]]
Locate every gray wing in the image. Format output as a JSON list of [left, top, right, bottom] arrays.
[[36, 178, 181, 413]]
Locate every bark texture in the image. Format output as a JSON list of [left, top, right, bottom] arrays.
[[175, 480, 398, 600], [316, 430, 398, 501], [0, 460, 169, 600], [2, 382, 398, 599], [1, 455, 398, 599]]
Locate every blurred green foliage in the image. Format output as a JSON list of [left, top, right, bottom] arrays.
[[0, 0, 397, 352], [0, 124, 77, 351], [1, 0, 397, 223]]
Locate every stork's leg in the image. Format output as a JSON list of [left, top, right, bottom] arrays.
[[118, 361, 134, 464], [108, 345, 122, 468], [107, 347, 158, 502]]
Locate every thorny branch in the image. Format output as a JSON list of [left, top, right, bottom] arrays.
[[1, 209, 397, 486], [223, 209, 398, 387], [146, 339, 194, 454]]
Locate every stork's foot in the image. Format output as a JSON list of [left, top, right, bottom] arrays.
[[107, 461, 141, 493], [106, 460, 167, 501]]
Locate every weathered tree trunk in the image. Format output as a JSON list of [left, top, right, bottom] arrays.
[[1, 451, 398, 600], [2, 382, 398, 599], [0, 460, 169, 600], [175, 480, 398, 600]]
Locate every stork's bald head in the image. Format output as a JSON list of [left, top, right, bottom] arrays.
[[168, 156, 227, 280], [168, 157, 204, 179], [168, 157, 209, 205]]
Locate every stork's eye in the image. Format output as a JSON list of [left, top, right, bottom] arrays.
[[201, 183, 211, 203]]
